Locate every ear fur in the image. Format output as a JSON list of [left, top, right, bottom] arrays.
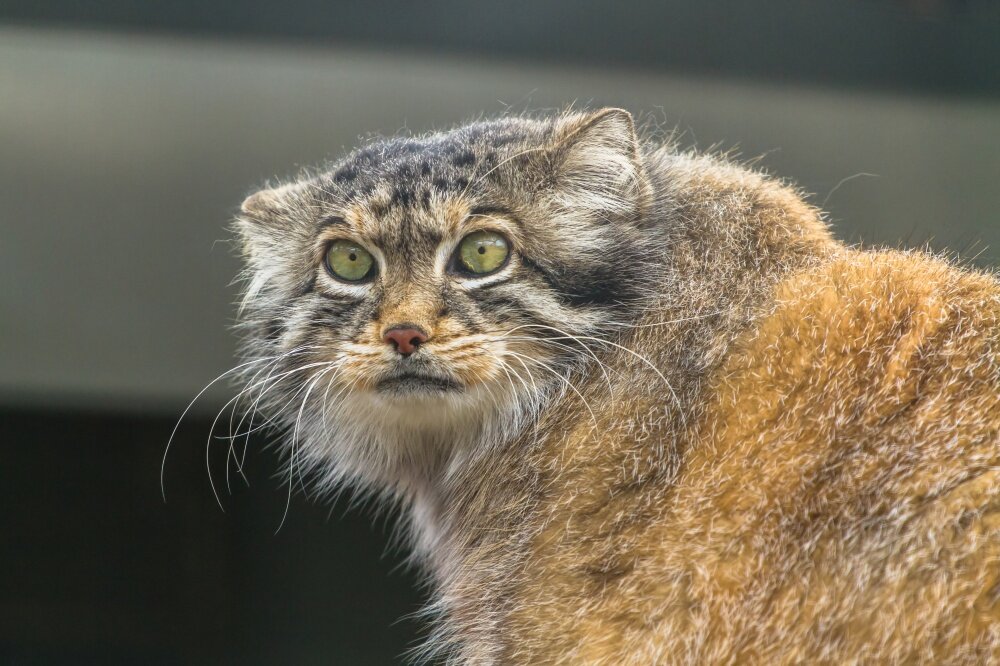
[[234, 181, 310, 252], [233, 182, 311, 312], [239, 184, 296, 221], [546, 108, 651, 221], [232, 182, 309, 284]]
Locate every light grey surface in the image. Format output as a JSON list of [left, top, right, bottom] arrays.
[[2, 27, 998, 412]]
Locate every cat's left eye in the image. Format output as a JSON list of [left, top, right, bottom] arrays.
[[453, 230, 510, 276]]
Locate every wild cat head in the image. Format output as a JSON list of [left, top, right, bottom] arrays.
[[234, 108, 659, 492]]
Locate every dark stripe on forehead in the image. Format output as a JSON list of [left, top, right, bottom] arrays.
[[451, 150, 476, 167], [333, 166, 358, 183], [431, 176, 471, 193], [469, 204, 515, 219], [319, 215, 350, 230], [389, 187, 415, 208], [369, 200, 389, 218]]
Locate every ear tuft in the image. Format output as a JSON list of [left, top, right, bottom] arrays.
[[547, 108, 649, 220]]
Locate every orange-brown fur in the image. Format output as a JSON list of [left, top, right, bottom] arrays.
[[429, 153, 1000, 664], [234, 110, 1000, 664]]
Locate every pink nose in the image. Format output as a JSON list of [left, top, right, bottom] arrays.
[[382, 326, 429, 356]]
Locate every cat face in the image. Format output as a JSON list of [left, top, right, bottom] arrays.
[[234, 109, 655, 490]]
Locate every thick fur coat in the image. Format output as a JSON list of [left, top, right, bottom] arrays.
[[234, 109, 1000, 663]]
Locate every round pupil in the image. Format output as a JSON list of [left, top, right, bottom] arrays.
[[458, 231, 508, 275], [327, 241, 373, 281]]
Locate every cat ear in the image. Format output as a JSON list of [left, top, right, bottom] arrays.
[[545, 108, 650, 221], [240, 185, 291, 221], [235, 183, 302, 261]]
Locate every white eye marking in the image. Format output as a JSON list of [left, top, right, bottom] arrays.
[[318, 277, 372, 299], [453, 257, 518, 290], [434, 240, 453, 276]]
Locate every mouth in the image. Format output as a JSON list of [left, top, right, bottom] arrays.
[[375, 371, 463, 395]]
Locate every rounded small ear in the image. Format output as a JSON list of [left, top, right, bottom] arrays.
[[234, 184, 300, 263], [546, 108, 651, 220], [555, 107, 641, 164], [240, 186, 286, 221]]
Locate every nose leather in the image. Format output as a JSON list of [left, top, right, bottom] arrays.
[[383, 326, 429, 356]]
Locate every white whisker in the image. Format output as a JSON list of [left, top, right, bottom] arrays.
[[161, 355, 276, 503]]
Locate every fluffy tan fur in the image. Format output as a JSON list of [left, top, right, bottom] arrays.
[[428, 151, 1000, 664], [234, 110, 1000, 663]]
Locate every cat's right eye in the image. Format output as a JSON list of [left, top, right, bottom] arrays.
[[325, 240, 376, 282]]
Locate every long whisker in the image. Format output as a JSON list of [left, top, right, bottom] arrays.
[[230, 354, 329, 443], [224, 352, 299, 483], [499, 323, 686, 426], [318, 357, 348, 444], [214, 354, 341, 500], [223, 347, 318, 492], [206, 355, 331, 510], [504, 354, 543, 446], [223, 346, 325, 492], [296, 361, 348, 497], [493, 334, 617, 399], [492, 350, 528, 402], [602, 310, 724, 329], [161, 356, 277, 503], [504, 350, 598, 426], [275, 363, 337, 534], [207, 389, 258, 510], [497, 323, 616, 396]]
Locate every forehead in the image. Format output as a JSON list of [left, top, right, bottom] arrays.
[[325, 119, 544, 205], [312, 118, 545, 248]]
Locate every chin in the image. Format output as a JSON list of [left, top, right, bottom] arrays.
[[374, 372, 464, 397], [297, 358, 540, 491]]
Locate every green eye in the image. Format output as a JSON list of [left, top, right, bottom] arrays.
[[325, 240, 375, 282], [456, 230, 510, 275]]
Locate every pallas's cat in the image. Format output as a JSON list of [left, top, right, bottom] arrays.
[[233, 109, 1000, 663]]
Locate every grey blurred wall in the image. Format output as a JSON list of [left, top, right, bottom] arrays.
[[2, 26, 998, 412]]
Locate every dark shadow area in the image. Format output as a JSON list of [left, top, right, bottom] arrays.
[[0, 407, 425, 665]]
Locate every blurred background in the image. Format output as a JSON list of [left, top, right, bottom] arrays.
[[1, 1, 998, 664]]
